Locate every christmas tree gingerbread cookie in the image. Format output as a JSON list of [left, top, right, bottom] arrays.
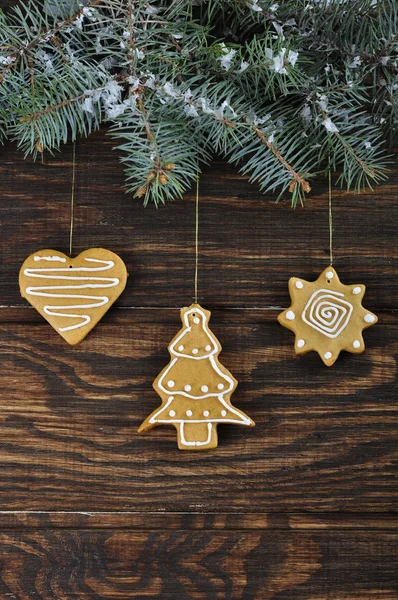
[[278, 266, 378, 366], [139, 304, 254, 450]]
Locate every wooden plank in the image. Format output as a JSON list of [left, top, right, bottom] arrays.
[[1, 133, 397, 311], [0, 0, 15, 8], [0, 311, 396, 512], [1, 1, 397, 595], [0, 529, 396, 599], [0, 511, 396, 531]]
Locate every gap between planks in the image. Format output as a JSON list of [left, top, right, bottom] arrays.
[[0, 306, 395, 325]]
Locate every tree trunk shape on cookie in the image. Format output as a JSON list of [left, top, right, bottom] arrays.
[[138, 304, 254, 450]]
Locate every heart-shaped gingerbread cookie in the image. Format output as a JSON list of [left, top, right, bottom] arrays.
[[19, 248, 128, 344]]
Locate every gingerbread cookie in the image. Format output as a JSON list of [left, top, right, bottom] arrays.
[[19, 248, 128, 344], [277, 266, 378, 366], [138, 304, 254, 450]]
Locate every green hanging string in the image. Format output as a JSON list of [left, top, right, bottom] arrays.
[[194, 173, 199, 304], [328, 167, 333, 266], [69, 141, 76, 257]]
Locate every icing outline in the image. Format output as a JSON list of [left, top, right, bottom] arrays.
[[302, 288, 353, 338], [23, 257, 120, 332]]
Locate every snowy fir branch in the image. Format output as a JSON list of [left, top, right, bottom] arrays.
[[0, 0, 397, 206]]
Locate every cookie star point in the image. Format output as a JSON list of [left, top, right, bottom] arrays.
[[278, 267, 377, 366]]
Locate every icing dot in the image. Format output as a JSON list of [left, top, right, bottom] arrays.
[[205, 345, 212, 351], [178, 345, 184, 351], [352, 286, 361, 295], [324, 352, 332, 360], [295, 281, 304, 289], [186, 409, 193, 417], [286, 311, 295, 321], [203, 410, 209, 417], [192, 348, 199, 354], [167, 380, 175, 388], [201, 385, 209, 392], [297, 339, 305, 348], [169, 410, 176, 417], [364, 314, 376, 323], [221, 410, 227, 417], [217, 383, 224, 390], [326, 271, 334, 279], [184, 384, 192, 392], [193, 317, 200, 324], [353, 340, 361, 349]]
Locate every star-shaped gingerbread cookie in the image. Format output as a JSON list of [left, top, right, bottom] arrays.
[[278, 266, 378, 366]]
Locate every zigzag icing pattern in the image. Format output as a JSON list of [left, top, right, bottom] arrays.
[[23, 257, 120, 332]]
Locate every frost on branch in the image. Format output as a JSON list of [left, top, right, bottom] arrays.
[[0, 0, 394, 206]]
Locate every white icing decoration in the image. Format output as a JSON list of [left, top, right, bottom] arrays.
[[295, 281, 304, 289], [353, 340, 361, 348], [179, 422, 212, 447], [151, 363, 250, 427], [218, 395, 251, 424], [158, 354, 234, 400], [150, 393, 251, 426], [352, 287, 361, 295], [297, 339, 305, 348], [192, 348, 199, 354], [221, 410, 227, 417], [302, 289, 353, 338], [324, 352, 332, 359], [201, 385, 208, 392], [186, 409, 193, 417], [205, 345, 211, 351], [168, 307, 218, 360], [169, 410, 176, 417], [193, 317, 200, 324], [184, 384, 192, 392], [34, 255, 67, 262], [154, 416, 250, 424], [178, 345, 184, 351], [23, 258, 120, 332], [155, 308, 238, 406], [167, 380, 175, 388], [203, 410, 209, 417], [286, 310, 295, 320], [326, 271, 334, 279], [364, 314, 376, 323]]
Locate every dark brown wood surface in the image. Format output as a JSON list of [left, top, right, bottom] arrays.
[[0, 22, 397, 595]]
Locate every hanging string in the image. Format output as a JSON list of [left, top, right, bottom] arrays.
[[69, 141, 76, 257], [194, 172, 199, 304], [328, 167, 333, 266]]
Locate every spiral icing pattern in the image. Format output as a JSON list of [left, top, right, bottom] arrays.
[[302, 289, 353, 339]]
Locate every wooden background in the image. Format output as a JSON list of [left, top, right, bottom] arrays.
[[0, 2, 397, 594]]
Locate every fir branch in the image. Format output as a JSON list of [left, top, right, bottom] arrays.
[[0, 0, 397, 206], [252, 123, 311, 195], [19, 92, 86, 123], [13, 0, 104, 53], [0, 0, 104, 82]]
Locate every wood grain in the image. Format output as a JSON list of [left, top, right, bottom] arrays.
[[1, 133, 397, 312], [0, 529, 396, 599], [0, 311, 396, 513], [0, 4, 397, 590], [1, 137, 397, 598], [0, 512, 396, 530]]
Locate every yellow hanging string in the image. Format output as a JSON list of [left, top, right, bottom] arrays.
[[69, 141, 76, 257], [328, 167, 333, 266], [194, 173, 199, 304]]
